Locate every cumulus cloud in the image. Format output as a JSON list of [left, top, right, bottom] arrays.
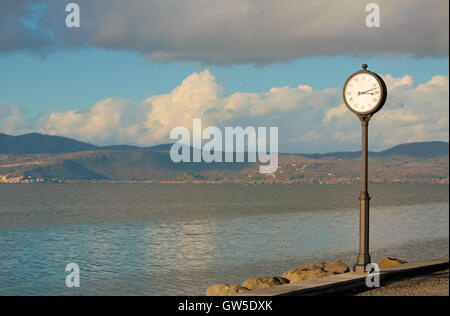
[[323, 74, 449, 150], [1, 0, 448, 64], [36, 98, 131, 144], [1, 70, 448, 153], [0, 102, 32, 134], [142, 70, 225, 140], [371, 75, 449, 147]]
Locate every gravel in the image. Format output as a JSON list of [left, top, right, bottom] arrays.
[[355, 269, 449, 296]]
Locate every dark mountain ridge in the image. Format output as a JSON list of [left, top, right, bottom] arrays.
[[0, 132, 448, 159], [302, 141, 449, 159], [0, 133, 98, 154]]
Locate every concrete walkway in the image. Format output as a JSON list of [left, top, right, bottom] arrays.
[[237, 257, 449, 296]]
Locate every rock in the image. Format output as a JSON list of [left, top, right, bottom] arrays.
[[324, 261, 350, 274], [283, 267, 329, 282], [283, 262, 329, 282], [206, 284, 250, 296], [242, 276, 290, 290], [283, 261, 350, 283], [378, 257, 408, 268]]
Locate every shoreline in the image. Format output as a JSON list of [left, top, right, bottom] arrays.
[[1, 181, 449, 185], [233, 258, 449, 296]]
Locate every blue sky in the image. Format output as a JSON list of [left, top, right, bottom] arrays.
[[1, 50, 447, 118], [0, 0, 448, 153]]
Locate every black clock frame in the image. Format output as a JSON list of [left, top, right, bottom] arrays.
[[343, 65, 387, 117]]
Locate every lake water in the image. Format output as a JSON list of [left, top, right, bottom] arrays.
[[0, 184, 448, 296]]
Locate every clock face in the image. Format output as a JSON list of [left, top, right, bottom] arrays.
[[344, 72, 383, 114]]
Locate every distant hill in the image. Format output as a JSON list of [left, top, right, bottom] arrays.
[[101, 144, 142, 151], [301, 141, 449, 159], [0, 133, 98, 154], [0, 133, 178, 154], [0, 132, 448, 159], [377, 141, 449, 159], [0, 133, 448, 184], [146, 143, 174, 151]]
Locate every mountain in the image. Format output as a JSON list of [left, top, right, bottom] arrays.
[[0, 133, 448, 184], [101, 144, 142, 151], [0, 132, 177, 154], [0, 133, 98, 154], [377, 141, 449, 159], [1, 146, 447, 184], [296, 141, 448, 159], [0, 132, 448, 158]]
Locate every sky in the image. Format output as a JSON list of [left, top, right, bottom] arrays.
[[0, 0, 448, 153]]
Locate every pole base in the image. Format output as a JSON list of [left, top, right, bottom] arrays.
[[353, 264, 368, 274], [354, 253, 371, 273]]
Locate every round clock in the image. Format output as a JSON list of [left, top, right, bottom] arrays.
[[343, 64, 387, 116]]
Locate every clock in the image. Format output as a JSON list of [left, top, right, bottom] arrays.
[[343, 64, 387, 116]]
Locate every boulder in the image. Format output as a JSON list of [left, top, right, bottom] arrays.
[[283, 267, 327, 282], [242, 276, 290, 290], [283, 262, 328, 282], [283, 261, 350, 283], [378, 257, 408, 268], [324, 261, 350, 274], [206, 284, 250, 296]]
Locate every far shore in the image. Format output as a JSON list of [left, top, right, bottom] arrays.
[[1, 180, 449, 185]]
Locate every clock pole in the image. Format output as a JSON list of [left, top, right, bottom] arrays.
[[355, 114, 372, 273], [343, 63, 387, 273]]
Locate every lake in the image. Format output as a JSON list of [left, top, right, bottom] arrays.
[[0, 183, 448, 295]]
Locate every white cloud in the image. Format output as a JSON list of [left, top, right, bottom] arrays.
[[289, 131, 321, 144], [0, 71, 448, 153], [142, 70, 225, 140], [36, 98, 130, 144], [0, 103, 31, 135], [331, 131, 360, 144], [371, 75, 449, 148], [323, 104, 347, 123]]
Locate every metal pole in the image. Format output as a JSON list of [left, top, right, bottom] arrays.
[[355, 115, 372, 273]]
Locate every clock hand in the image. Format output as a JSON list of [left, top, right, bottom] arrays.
[[358, 91, 375, 96], [359, 88, 376, 94]]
